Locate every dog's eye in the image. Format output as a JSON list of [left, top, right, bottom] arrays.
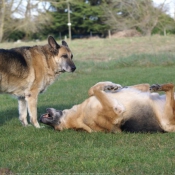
[[62, 54, 68, 58]]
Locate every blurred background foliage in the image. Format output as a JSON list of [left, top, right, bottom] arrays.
[[0, 0, 175, 42]]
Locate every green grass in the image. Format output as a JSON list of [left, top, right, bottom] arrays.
[[1, 36, 175, 174]]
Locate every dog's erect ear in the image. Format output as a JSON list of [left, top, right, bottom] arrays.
[[48, 36, 60, 50], [62, 40, 68, 47]]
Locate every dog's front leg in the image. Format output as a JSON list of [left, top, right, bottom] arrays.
[[93, 84, 125, 115], [92, 83, 125, 131], [81, 123, 93, 133], [25, 92, 40, 128], [18, 97, 28, 126], [88, 81, 122, 96]]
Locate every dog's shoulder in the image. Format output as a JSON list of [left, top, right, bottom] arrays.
[[12, 46, 40, 59]]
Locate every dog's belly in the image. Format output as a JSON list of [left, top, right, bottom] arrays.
[[110, 89, 164, 132], [0, 85, 29, 96], [121, 103, 164, 132], [0, 73, 34, 96]]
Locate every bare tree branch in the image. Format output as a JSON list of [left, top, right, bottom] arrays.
[[102, 0, 170, 36], [0, 0, 6, 42]]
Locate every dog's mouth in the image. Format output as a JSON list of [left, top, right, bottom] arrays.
[[59, 69, 66, 73], [58, 66, 76, 73], [40, 112, 54, 123], [43, 113, 53, 119]]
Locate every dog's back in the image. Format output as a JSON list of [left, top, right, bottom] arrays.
[[0, 48, 30, 78]]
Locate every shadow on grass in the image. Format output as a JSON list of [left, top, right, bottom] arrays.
[[0, 104, 72, 127]]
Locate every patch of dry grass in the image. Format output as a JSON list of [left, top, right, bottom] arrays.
[[70, 35, 175, 61], [1, 35, 175, 61]]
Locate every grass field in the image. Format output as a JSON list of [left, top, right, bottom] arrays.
[[1, 35, 175, 174]]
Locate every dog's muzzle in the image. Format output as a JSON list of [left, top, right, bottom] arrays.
[[71, 66, 76, 72]]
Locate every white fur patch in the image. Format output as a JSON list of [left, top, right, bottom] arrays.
[[112, 100, 125, 115]]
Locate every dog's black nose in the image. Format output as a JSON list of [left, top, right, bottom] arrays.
[[71, 67, 76, 72]]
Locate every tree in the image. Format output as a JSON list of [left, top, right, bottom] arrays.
[[101, 0, 170, 36], [0, 0, 6, 42], [1, 0, 174, 41], [0, 0, 52, 42], [0, 0, 26, 42], [153, 12, 175, 36], [45, 0, 108, 39], [14, 0, 52, 40]]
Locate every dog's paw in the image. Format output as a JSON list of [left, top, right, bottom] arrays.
[[150, 84, 161, 92], [104, 84, 122, 93]]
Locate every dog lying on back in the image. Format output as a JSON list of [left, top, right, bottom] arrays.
[[0, 36, 76, 128], [40, 81, 175, 133]]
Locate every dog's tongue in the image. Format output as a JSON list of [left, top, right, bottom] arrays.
[[43, 113, 50, 118]]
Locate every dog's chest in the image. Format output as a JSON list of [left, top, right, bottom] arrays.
[[39, 73, 59, 93]]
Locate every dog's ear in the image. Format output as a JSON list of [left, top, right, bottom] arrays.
[[48, 36, 60, 50], [62, 40, 68, 47]]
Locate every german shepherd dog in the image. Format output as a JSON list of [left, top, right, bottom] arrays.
[[0, 36, 76, 128], [40, 81, 175, 133]]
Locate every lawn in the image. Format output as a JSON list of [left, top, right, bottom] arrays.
[[0, 36, 175, 174]]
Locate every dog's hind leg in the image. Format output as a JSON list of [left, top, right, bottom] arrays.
[[25, 92, 40, 128], [18, 97, 28, 126], [80, 123, 93, 133], [150, 83, 175, 132]]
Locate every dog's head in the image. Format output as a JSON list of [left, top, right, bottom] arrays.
[[40, 108, 64, 130], [47, 36, 76, 73]]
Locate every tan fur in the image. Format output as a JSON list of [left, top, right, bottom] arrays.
[[0, 36, 76, 128], [40, 81, 175, 133], [59, 83, 128, 132]]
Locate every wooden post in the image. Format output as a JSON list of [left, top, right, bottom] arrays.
[[108, 30, 111, 39], [67, 1, 71, 41]]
